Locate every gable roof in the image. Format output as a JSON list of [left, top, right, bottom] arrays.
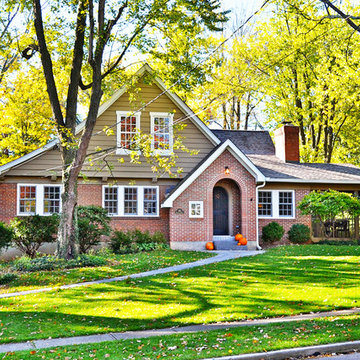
[[161, 139, 266, 208], [0, 64, 220, 177], [212, 129, 275, 155]]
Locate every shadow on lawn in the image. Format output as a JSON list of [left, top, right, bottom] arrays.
[[1, 245, 359, 344]]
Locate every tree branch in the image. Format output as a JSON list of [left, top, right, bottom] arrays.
[[65, 0, 87, 131], [319, 0, 360, 33], [32, 0, 64, 128]]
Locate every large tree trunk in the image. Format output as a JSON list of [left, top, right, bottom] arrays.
[[57, 169, 79, 259]]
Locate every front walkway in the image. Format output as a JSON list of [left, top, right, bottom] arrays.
[[0, 250, 262, 299], [1, 308, 359, 353]]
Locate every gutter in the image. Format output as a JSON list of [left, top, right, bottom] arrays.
[[255, 179, 266, 250]]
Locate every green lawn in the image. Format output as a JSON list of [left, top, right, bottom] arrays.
[[4, 315, 360, 359], [0, 245, 359, 345], [0, 250, 212, 294]]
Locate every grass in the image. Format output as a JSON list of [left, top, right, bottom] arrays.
[[0, 250, 213, 294], [0, 245, 359, 345], [4, 314, 360, 359]]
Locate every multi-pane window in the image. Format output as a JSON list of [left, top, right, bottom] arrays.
[[258, 191, 272, 217], [124, 187, 138, 215], [103, 186, 158, 216], [151, 112, 173, 154], [43, 186, 61, 214], [18, 184, 62, 215], [19, 186, 36, 214], [279, 191, 293, 217], [258, 190, 294, 218], [189, 201, 203, 218], [144, 188, 157, 215], [104, 187, 118, 215], [116, 111, 140, 154]]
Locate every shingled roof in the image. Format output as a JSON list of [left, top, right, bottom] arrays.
[[211, 129, 360, 183], [211, 130, 275, 155]]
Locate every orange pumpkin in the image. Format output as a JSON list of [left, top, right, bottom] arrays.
[[235, 233, 243, 242], [205, 242, 215, 250], [239, 237, 247, 246]]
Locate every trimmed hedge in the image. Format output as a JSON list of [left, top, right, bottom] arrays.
[[262, 222, 285, 243], [12, 254, 107, 272], [110, 229, 168, 254], [288, 224, 311, 244]]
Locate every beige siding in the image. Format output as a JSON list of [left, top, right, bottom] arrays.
[[6, 80, 215, 179]]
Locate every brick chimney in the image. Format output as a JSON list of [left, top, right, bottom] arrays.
[[274, 123, 300, 163]]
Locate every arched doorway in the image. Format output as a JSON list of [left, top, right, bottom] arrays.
[[213, 186, 229, 235]]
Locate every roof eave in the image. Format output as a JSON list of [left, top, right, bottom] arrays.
[[266, 177, 360, 184]]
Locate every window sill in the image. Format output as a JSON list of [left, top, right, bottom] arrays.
[[116, 149, 141, 156], [258, 216, 295, 220]]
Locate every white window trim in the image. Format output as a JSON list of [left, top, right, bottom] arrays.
[[150, 112, 174, 156], [102, 185, 159, 217], [17, 184, 62, 216], [258, 190, 295, 219], [116, 111, 141, 155], [189, 201, 204, 219]]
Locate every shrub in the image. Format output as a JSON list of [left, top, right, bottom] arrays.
[[0, 272, 18, 285], [11, 215, 59, 258], [288, 224, 311, 244], [316, 239, 359, 246], [262, 222, 285, 243], [12, 254, 107, 272], [0, 222, 13, 253], [77, 206, 111, 254], [110, 229, 168, 254]]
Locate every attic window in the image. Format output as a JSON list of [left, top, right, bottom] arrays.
[[150, 112, 173, 155], [116, 111, 141, 155]]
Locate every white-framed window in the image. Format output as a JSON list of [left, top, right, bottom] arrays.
[[189, 201, 204, 218], [102, 185, 159, 217], [17, 184, 62, 216], [116, 111, 141, 155], [150, 112, 173, 155], [258, 190, 295, 219]]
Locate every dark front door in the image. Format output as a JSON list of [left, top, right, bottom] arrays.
[[213, 186, 229, 235]]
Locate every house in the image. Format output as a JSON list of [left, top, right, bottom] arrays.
[[1, 64, 360, 252]]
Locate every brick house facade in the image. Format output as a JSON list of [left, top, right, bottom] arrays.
[[1, 64, 360, 253]]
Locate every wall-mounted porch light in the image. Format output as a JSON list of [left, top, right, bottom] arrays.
[[224, 166, 230, 175]]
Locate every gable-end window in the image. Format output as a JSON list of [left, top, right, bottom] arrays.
[[189, 201, 203, 218], [258, 190, 295, 219], [18, 184, 62, 216], [103, 185, 158, 217], [116, 111, 141, 155], [150, 112, 173, 155]]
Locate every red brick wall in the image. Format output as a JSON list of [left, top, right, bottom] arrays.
[[0, 182, 169, 239], [169, 150, 257, 244], [258, 188, 311, 244], [0, 183, 17, 223], [77, 184, 170, 239]]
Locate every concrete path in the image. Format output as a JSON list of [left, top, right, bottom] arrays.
[[312, 353, 360, 360], [203, 341, 360, 360], [0, 250, 262, 299], [0, 308, 359, 354]]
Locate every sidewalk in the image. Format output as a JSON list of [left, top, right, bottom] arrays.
[[0, 308, 359, 353], [0, 250, 263, 299]]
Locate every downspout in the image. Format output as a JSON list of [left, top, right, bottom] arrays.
[[256, 179, 267, 250]]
